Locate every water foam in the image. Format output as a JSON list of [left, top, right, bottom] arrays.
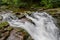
[[1, 12, 60, 40]]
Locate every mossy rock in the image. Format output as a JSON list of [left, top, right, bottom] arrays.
[[5, 27, 13, 31], [15, 28, 33, 40], [0, 21, 9, 29], [0, 15, 3, 21]]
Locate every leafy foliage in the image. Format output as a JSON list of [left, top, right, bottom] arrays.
[[51, 0, 60, 8], [0, 0, 60, 8], [41, 0, 53, 8]]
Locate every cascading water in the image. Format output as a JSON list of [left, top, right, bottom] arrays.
[[1, 12, 60, 40]]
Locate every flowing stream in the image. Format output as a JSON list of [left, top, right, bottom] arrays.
[[1, 12, 60, 40]]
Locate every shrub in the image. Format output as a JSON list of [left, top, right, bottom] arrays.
[[0, 0, 60, 8], [51, 0, 60, 8], [40, 0, 53, 8]]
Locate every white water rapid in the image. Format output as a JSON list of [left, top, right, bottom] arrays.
[[1, 12, 60, 40]]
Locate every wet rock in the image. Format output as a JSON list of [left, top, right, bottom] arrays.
[[6, 28, 33, 40], [15, 12, 25, 19], [0, 15, 3, 21], [0, 6, 8, 9], [4, 27, 13, 31], [0, 22, 33, 40], [0, 29, 7, 33], [0, 22, 10, 40], [7, 30, 24, 40], [0, 31, 10, 40], [27, 36, 34, 40], [0, 26, 13, 40], [0, 21, 9, 29], [24, 11, 32, 15], [0, 26, 12, 33], [44, 9, 58, 12], [15, 12, 21, 15], [14, 11, 32, 19]]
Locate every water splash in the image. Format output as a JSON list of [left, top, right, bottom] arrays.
[[1, 12, 60, 40]]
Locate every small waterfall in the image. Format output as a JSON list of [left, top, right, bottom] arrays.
[[1, 12, 60, 40]]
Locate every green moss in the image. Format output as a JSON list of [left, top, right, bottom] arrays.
[[0, 21, 9, 29], [6, 27, 13, 31]]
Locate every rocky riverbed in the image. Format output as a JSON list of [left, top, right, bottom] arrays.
[[0, 21, 33, 40], [0, 10, 33, 40], [0, 8, 60, 40]]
